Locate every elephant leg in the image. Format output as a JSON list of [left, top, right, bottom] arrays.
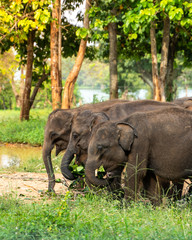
[[107, 176, 124, 199], [142, 171, 162, 205], [143, 174, 186, 204], [170, 180, 184, 200], [143, 172, 173, 205]]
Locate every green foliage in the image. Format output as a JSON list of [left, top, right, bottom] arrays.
[[76, 28, 89, 39], [123, 0, 192, 38], [0, 0, 52, 43], [70, 164, 85, 178], [118, 58, 150, 97], [0, 193, 192, 239]]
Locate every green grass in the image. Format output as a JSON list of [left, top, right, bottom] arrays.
[[0, 109, 51, 145], [0, 193, 192, 240]]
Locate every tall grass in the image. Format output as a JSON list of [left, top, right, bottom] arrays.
[[0, 193, 192, 240]]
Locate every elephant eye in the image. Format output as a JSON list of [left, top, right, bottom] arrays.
[[97, 145, 103, 151], [72, 132, 79, 139]]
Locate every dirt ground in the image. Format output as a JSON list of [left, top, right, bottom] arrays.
[[0, 172, 191, 202], [0, 172, 71, 201]]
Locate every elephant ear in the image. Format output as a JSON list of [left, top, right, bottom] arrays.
[[90, 112, 109, 130], [117, 123, 137, 152]]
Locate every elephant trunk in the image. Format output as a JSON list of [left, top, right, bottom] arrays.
[[60, 148, 76, 180], [85, 158, 111, 187], [42, 140, 55, 192]]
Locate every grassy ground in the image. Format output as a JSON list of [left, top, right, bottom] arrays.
[[0, 192, 192, 240], [0, 109, 51, 145], [0, 109, 192, 239]]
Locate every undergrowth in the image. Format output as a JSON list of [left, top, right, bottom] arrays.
[[0, 192, 192, 240]]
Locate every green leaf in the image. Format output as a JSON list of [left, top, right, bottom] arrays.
[[32, 2, 38, 10], [76, 166, 84, 172], [76, 28, 88, 39], [129, 33, 138, 40], [34, 9, 41, 21], [76, 28, 81, 37]]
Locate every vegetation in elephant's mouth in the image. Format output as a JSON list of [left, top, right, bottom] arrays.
[[69, 158, 107, 180], [95, 165, 107, 179], [69, 158, 85, 178]]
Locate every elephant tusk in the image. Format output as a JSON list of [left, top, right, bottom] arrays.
[[95, 168, 108, 179]]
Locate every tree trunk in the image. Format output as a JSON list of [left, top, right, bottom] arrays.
[[29, 71, 50, 109], [62, 0, 91, 109], [159, 16, 170, 102], [20, 30, 35, 121], [150, 16, 170, 102], [108, 9, 118, 99], [150, 21, 161, 101], [165, 32, 177, 101], [50, 0, 62, 110], [58, 0, 62, 96]]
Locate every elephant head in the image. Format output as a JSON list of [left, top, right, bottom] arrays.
[[60, 110, 110, 180], [85, 121, 138, 187], [42, 109, 73, 192]]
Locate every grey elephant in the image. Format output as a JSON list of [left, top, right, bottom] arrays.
[[61, 100, 181, 198], [85, 107, 192, 204], [42, 99, 128, 192], [61, 100, 178, 181]]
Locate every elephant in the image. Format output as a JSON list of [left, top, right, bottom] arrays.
[[172, 96, 192, 111], [60, 100, 179, 181], [42, 99, 129, 192], [85, 106, 192, 204]]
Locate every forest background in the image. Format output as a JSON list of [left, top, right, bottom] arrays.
[[0, 0, 192, 119]]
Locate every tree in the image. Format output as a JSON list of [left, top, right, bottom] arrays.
[[88, 0, 192, 101], [20, 30, 35, 120], [62, 0, 92, 109], [0, 0, 52, 119], [123, 0, 192, 101], [88, 1, 123, 99], [50, 0, 62, 110]]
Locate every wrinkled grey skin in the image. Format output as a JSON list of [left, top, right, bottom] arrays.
[[43, 100, 128, 192], [61, 100, 178, 181], [85, 107, 192, 204]]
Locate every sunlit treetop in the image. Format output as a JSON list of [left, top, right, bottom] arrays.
[[0, 0, 52, 45]]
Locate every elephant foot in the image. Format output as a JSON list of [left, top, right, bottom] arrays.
[[48, 180, 56, 193]]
